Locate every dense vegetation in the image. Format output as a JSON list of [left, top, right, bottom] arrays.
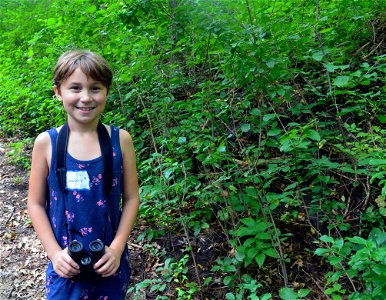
[[1, 0, 386, 299]]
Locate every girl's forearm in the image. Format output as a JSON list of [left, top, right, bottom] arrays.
[[109, 196, 139, 254], [28, 204, 62, 260]]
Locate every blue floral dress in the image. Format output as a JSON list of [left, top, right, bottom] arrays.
[[45, 126, 131, 300]]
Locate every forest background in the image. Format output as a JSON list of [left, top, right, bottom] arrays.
[[1, 0, 386, 299]]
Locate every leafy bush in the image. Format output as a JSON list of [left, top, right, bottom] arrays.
[[315, 228, 386, 299]]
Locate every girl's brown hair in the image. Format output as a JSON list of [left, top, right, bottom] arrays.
[[53, 50, 113, 92]]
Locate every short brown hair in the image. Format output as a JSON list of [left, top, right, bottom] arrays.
[[53, 50, 113, 92]]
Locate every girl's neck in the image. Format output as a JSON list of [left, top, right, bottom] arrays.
[[65, 118, 102, 161], [67, 118, 100, 134]]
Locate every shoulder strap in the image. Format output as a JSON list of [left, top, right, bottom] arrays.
[[56, 123, 69, 192], [97, 121, 113, 197], [56, 121, 113, 198]]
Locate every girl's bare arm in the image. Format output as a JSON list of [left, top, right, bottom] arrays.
[[27, 132, 79, 277], [95, 129, 139, 276], [111, 129, 140, 252]]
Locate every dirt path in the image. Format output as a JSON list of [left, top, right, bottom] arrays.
[[0, 140, 46, 299]]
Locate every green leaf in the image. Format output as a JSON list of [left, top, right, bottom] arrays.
[[247, 247, 259, 259], [250, 108, 260, 116], [306, 129, 321, 141], [255, 221, 268, 232], [86, 5, 97, 13], [243, 238, 256, 247], [266, 60, 276, 68], [268, 128, 281, 136], [312, 51, 324, 61], [261, 294, 273, 300], [236, 227, 256, 237], [298, 289, 311, 297], [334, 238, 344, 250], [279, 287, 299, 300], [349, 236, 368, 245], [340, 166, 355, 173], [333, 76, 350, 87], [255, 253, 266, 268], [241, 218, 256, 227], [263, 114, 277, 121], [373, 264, 386, 275], [178, 137, 186, 144], [46, 18, 56, 26], [315, 248, 330, 256], [378, 115, 386, 124], [225, 293, 236, 300], [263, 247, 278, 258], [241, 123, 251, 132], [368, 159, 386, 166], [320, 235, 334, 243], [324, 62, 338, 72], [224, 276, 235, 286], [218, 145, 226, 152], [329, 256, 343, 266], [163, 168, 174, 179]]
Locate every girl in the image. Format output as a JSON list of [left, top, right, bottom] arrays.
[[28, 50, 139, 299]]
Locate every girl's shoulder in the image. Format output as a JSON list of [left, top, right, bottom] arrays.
[[117, 127, 133, 140], [118, 128, 134, 147], [106, 125, 133, 145], [34, 130, 51, 148], [32, 131, 52, 167], [118, 128, 135, 159], [33, 126, 64, 163]]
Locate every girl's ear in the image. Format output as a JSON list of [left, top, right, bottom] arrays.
[[53, 85, 62, 101]]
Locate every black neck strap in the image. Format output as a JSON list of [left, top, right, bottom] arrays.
[[56, 120, 113, 198]]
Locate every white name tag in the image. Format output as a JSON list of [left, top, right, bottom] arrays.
[[66, 171, 90, 190]]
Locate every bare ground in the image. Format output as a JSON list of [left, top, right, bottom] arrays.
[[0, 140, 46, 299]]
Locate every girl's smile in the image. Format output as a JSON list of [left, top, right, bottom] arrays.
[[76, 106, 96, 112]]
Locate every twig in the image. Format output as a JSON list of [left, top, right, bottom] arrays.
[[114, 82, 127, 117], [178, 163, 204, 299], [363, 40, 384, 59], [5, 205, 15, 224], [301, 269, 329, 299], [138, 93, 158, 154], [256, 187, 289, 287], [127, 242, 143, 249]]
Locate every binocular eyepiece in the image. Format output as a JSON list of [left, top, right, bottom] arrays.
[[68, 239, 105, 280]]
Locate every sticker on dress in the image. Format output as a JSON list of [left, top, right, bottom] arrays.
[[66, 170, 91, 190]]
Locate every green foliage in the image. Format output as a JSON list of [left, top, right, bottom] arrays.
[[127, 253, 204, 299], [7, 139, 33, 170], [279, 287, 310, 300], [315, 228, 386, 299], [235, 218, 279, 268], [1, 0, 386, 298]]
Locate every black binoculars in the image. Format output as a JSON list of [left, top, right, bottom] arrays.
[[68, 239, 105, 280]]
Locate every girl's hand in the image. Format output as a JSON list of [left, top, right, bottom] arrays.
[[94, 246, 121, 277], [52, 248, 80, 278]]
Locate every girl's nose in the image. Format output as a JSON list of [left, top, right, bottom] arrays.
[[80, 90, 93, 102]]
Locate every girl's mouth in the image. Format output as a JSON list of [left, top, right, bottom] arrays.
[[76, 107, 95, 111]]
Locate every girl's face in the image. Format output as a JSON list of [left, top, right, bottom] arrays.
[[54, 68, 108, 125]]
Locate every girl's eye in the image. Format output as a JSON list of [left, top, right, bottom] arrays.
[[92, 86, 101, 91], [70, 86, 81, 91]]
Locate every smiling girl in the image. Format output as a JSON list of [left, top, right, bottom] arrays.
[[27, 50, 139, 299]]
